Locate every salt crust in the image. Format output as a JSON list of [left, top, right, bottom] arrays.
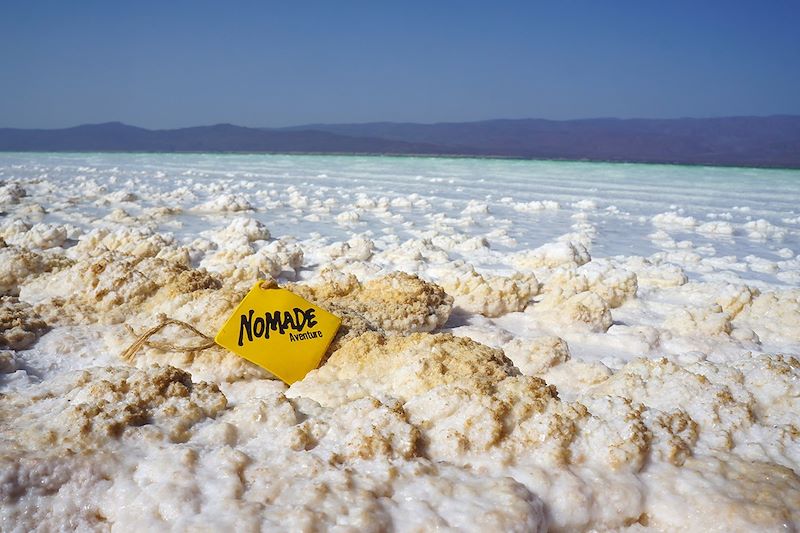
[[439, 268, 538, 317], [9, 231, 455, 382], [0, 243, 74, 296], [1, 159, 799, 531], [513, 240, 591, 270], [288, 269, 453, 335], [735, 289, 800, 342], [1, 364, 547, 532], [0, 181, 26, 204], [0, 296, 48, 349], [1, 221, 68, 249], [503, 335, 571, 375], [193, 193, 254, 212], [289, 332, 800, 530]]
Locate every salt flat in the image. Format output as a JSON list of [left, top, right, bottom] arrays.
[[1, 153, 799, 531]]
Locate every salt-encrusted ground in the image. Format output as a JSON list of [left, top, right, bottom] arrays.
[[1, 153, 799, 531]]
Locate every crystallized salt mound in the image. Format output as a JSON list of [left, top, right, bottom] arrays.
[[732, 354, 800, 445], [210, 216, 271, 244], [214, 382, 546, 532], [1, 220, 64, 250], [104, 190, 139, 203], [538, 358, 613, 398], [104, 207, 136, 223], [289, 270, 452, 334], [20, 233, 208, 320], [0, 366, 223, 529], [439, 268, 538, 317], [425, 233, 491, 254], [503, 336, 571, 375], [0, 218, 32, 241], [0, 365, 227, 451], [588, 357, 746, 459], [8, 240, 270, 381], [372, 238, 451, 274], [194, 193, 254, 212], [23, 252, 221, 325], [512, 240, 591, 270], [663, 304, 733, 336], [578, 260, 638, 308], [537, 261, 637, 308], [200, 238, 303, 289], [734, 289, 800, 343], [512, 199, 560, 212], [588, 354, 800, 471], [110, 290, 270, 383], [620, 256, 688, 288], [0, 350, 19, 374], [16, 247, 268, 381], [714, 283, 760, 319], [696, 220, 734, 236], [335, 209, 360, 224], [0, 181, 26, 205], [537, 267, 590, 301], [0, 244, 74, 296], [72, 227, 189, 265], [143, 206, 182, 219], [323, 235, 375, 263], [652, 212, 697, 229], [2, 222, 68, 250], [535, 271, 614, 332], [289, 332, 800, 530], [0, 365, 547, 532], [744, 218, 787, 241], [318, 302, 385, 356], [558, 291, 613, 332], [0, 296, 48, 350], [288, 332, 520, 406]]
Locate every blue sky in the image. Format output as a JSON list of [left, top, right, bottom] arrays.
[[1, 0, 798, 128]]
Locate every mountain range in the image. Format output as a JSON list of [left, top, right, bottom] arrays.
[[1, 116, 799, 168]]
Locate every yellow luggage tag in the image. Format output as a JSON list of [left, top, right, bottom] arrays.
[[215, 281, 341, 384]]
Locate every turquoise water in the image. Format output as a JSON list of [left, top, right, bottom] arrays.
[[2, 152, 799, 283]]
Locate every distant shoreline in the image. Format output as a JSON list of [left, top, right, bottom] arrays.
[[2, 116, 799, 170], [1, 150, 798, 172]]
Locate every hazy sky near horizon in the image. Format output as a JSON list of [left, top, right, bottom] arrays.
[[1, 1, 799, 129]]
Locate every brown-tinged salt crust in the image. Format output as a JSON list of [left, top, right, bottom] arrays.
[[287, 268, 453, 334], [9, 230, 454, 382], [5, 228, 268, 382], [0, 365, 227, 450], [288, 333, 800, 530], [0, 243, 74, 296], [0, 296, 48, 350], [2, 156, 799, 532], [0, 365, 546, 532]]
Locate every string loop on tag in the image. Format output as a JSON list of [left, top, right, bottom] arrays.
[[121, 314, 217, 362]]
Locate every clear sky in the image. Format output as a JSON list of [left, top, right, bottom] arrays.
[[1, 0, 798, 129]]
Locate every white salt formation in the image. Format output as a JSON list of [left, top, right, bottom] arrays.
[[1, 153, 799, 532]]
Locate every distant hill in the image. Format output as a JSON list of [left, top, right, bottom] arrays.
[[1, 116, 799, 168], [0, 122, 445, 155], [279, 116, 800, 168]]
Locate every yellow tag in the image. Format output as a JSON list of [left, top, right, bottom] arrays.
[[215, 282, 341, 384]]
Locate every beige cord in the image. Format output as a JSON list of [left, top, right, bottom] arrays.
[[121, 279, 278, 361], [121, 313, 217, 362]]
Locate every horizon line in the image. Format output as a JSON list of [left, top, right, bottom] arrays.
[[3, 113, 800, 131]]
